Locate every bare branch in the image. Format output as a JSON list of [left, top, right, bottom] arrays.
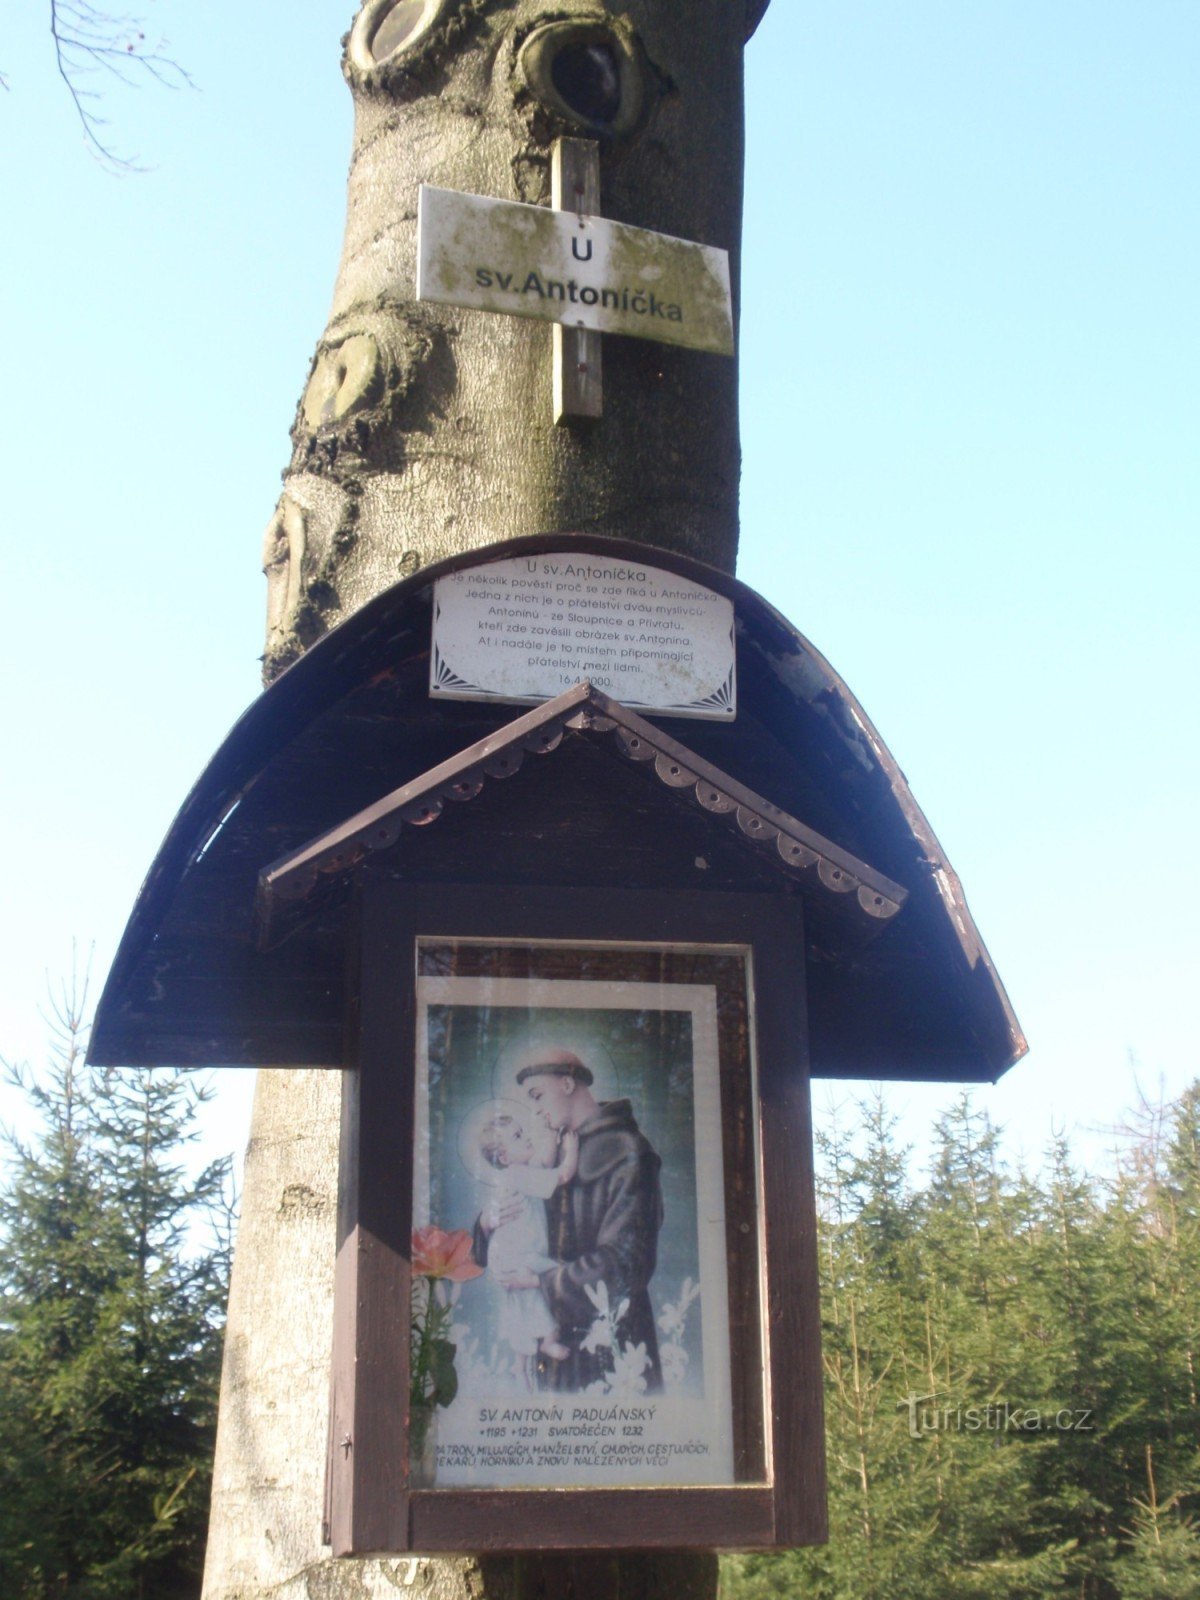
[[49, 0, 194, 171]]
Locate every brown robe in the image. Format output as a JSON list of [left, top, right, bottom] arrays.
[[538, 1099, 664, 1393]]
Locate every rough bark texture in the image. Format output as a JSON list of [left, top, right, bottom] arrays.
[[206, 3, 757, 1595], [263, 0, 750, 680], [204, 1070, 507, 1600]]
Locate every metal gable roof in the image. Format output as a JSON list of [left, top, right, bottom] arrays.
[[255, 680, 908, 949]]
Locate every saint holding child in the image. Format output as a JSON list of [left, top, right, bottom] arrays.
[[469, 1102, 579, 1388]]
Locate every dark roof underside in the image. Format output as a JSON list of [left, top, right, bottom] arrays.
[[88, 534, 1025, 1082], [746, 0, 772, 41]]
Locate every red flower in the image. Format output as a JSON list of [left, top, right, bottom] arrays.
[[411, 1225, 483, 1282]]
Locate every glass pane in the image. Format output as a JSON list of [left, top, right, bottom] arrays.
[[408, 938, 765, 1491]]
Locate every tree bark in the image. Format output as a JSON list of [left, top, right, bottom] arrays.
[[262, 0, 750, 681], [205, 3, 758, 1595]]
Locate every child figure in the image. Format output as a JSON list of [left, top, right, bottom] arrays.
[[478, 1112, 579, 1389]]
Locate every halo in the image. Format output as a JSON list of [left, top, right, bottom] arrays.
[[457, 1096, 545, 1186], [493, 1031, 620, 1105]]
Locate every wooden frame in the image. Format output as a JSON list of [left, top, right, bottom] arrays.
[[327, 883, 825, 1555]]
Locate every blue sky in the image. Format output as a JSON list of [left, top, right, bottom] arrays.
[[1, 1, 1196, 1177]]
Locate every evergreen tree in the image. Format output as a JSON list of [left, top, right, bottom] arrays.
[[0, 976, 232, 1598], [915, 1103, 1079, 1599], [1114, 1445, 1200, 1600], [1161, 1084, 1200, 1455], [722, 1080, 1200, 1600]]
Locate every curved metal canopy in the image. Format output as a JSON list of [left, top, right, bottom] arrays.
[[88, 534, 1025, 1082], [746, 0, 772, 41]]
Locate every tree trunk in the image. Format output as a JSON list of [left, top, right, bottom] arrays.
[[262, 0, 750, 681], [205, 4, 758, 1595]]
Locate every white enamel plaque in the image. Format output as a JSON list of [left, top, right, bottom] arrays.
[[417, 185, 734, 358], [430, 554, 736, 720]]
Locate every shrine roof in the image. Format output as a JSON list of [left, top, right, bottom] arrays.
[[255, 680, 908, 949], [747, 0, 772, 40], [88, 533, 1025, 1081]]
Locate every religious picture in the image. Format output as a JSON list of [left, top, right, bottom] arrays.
[[410, 946, 737, 1490]]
